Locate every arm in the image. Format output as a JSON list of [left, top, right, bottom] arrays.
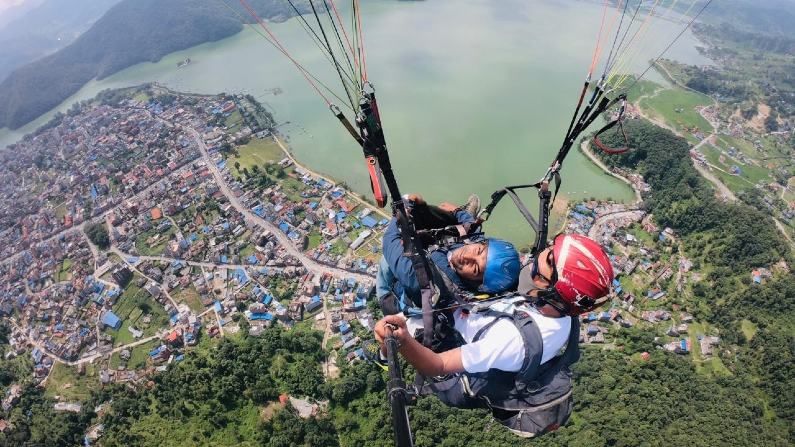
[[375, 315, 465, 376], [382, 218, 420, 300]]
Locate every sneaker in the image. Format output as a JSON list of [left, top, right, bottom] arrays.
[[462, 194, 481, 218], [361, 339, 388, 371]]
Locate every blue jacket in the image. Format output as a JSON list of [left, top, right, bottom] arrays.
[[382, 209, 475, 306]]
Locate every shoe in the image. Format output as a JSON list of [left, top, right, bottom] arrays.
[[462, 194, 481, 218], [361, 339, 388, 371]]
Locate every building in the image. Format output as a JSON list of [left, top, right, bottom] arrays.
[[111, 267, 133, 287], [101, 311, 122, 330], [305, 295, 322, 313]]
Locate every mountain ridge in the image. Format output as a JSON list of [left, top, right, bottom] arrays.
[[0, 0, 307, 130]]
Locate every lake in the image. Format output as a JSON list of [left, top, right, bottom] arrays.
[[0, 0, 712, 244]]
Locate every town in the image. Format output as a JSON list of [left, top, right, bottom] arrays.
[[0, 86, 384, 421]]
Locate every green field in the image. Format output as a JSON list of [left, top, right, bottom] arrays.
[[128, 340, 161, 370], [225, 109, 243, 133], [54, 202, 68, 220], [700, 144, 759, 192], [741, 319, 758, 341], [685, 321, 732, 377], [55, 258, 73, 282], [711, 140, 772, 185], [280, 172, 310, 203], [228, 138, 285, 177], [239, 243, 256, 258], [110, 281, 169, 347], [626, 79, 662, 102], [639, 86, 713, 137], [329, 238, 348, 256], [173, 285, 205, 313], [44, 363, 98, 402], [133, 91, 151, 103], [135, 226, 176, 256], [716, 135, 761, 160], [626, 224, 656, 247], [307, 230, 322, 250]]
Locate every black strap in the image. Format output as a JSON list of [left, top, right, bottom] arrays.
[[472, 313, 512, 343], [357, 87, 438, 352], [479, 181, 555, 257], [535, 317, 580, 377]]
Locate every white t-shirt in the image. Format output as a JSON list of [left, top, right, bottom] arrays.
[[454, 306, 571, 374]]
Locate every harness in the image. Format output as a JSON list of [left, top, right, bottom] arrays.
[[420, 299, 580, 436], [465, 301, 580, 409]]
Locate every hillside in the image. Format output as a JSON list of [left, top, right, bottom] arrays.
[[0, 0, 122, 82], [0, 0, 306, 130]]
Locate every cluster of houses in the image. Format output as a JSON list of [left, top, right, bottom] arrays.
[[0, 94, 208, 260], [241, 270, 374, 349], [106, 156, 301, 269], [564, 201, 726, 359], [204, 134, 388, 275], [0, 230, 124, 366]]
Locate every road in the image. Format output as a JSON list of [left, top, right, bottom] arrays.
[[588, 210, 645, 240], [109, 247, 180, 310], [690, 135, 738, 201], [110, 249, 294, 272], [189, 128, 373, 284]]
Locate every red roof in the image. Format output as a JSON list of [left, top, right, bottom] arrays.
[[336, 199, 354, 213], [166, 331, 180, 342]]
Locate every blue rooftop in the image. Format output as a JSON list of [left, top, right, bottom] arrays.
[[101, 311, 122, 330], [361, 216, 377, 228], [250, 312, 273, 321]]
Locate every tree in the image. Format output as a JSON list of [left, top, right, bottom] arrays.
[[85, 222, 110, 249]]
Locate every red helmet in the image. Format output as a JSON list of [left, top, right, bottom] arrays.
[[551, 234, 614, 316]]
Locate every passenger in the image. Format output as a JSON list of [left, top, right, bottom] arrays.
[[375, 193, 521, 317]]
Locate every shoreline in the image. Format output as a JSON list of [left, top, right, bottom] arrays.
[[579, 140, 643, 205], [270, 133, 391, 220]]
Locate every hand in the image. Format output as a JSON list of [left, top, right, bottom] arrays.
[[374, 314, 410, 353], [438, 202, 458, 213]]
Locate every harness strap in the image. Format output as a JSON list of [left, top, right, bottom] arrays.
[[533, 317, 580, 379], [503, 187, 541, 233], [472, 313, 512, 343]]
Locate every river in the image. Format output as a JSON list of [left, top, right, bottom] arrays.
[[0, 0, 711, 244]]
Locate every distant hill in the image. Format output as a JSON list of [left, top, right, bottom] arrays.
[[0, 0, 45, 29], [701, 0, 795, 38], [0, 0, 122, 82], [0, 0, 307, 130]]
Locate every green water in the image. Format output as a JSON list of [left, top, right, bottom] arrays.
[[0, 0, 711, 244]]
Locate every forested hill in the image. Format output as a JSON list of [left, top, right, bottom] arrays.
[[0, 0, 308, 130], [0, 0, 122, 83]]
